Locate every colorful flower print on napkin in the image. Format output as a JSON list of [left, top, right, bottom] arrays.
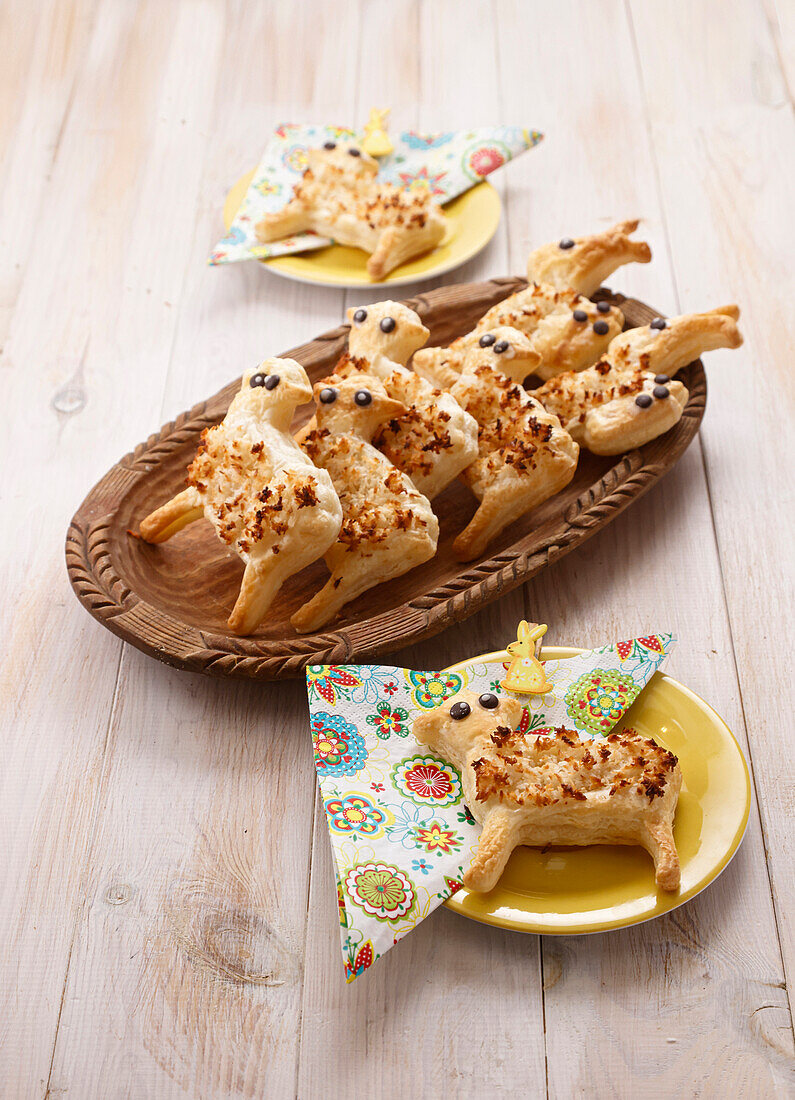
[[305, 632, 674, 982], [209, 123, 542, 265]]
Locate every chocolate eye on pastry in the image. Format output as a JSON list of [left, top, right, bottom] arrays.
[[352, 308, 367, 324], [593, 320, 610, 336], [249, 373, 267, 388], [653, 384, 670, 399], [379, 316, 396, 333], [573, 309, 588, 323], [650, 317, 667, 330], [449, 700, 471, 720], [264, 374, 280, 390], [478, 693, 500, 709], [559, 237, 575, 249], [654, 373, 670, 384], [493, 340, 510, 354], [348, 147, 361, 157], [319, 386, 338, 404], [596, 300, 611, 314], [478, 332, 497, 347], [635, 393, 653, 408], [323, 141, 337, 150], [354, 389, 373, 407]]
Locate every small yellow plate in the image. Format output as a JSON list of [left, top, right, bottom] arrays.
[[222, 170, 501, 288], [442, 646, 751, 934]]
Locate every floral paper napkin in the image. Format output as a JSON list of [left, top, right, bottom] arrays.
[[209, 123, 542, 265], [306, 632, 675, 981]]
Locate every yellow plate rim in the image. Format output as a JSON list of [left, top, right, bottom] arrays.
[[221, 170, 501, 288], [441, 646, 751, 935]]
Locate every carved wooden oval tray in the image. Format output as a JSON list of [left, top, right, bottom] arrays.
[[66, 278, 706, 679]]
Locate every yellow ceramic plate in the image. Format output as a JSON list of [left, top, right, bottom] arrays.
[[442, 646, 751, 934], [222, 170, 501, 288]]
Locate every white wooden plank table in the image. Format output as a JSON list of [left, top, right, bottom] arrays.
[[0, 1, 792, 1096]]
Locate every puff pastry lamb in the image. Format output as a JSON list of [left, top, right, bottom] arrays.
[[449, 365, 579, 560], [413, 688, 682, 893], [414, 220, 651, 385], [297, 300, 479, 500], [534, 305, 742, 454], [292, 375, 439, 632], [138, 359, 342, 635], [255, 142, 446, 280]]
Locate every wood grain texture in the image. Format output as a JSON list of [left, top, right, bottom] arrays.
[[45, 2, 361, 1097], [629, 0, 795, 1000], [0, 1, 212, 1094], [1, 0, 793, 1097], [497, 0, 795, 1095]]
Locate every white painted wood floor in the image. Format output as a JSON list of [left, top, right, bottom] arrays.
[[1, 0, 793, 1095]]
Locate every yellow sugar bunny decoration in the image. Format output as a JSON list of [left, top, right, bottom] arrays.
[[362, 107, 393, 157], [501, 621, 553, 695]]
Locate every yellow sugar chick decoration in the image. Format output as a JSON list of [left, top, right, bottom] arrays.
[[501, 621, 553, 695], [362, 107, 394, 157]]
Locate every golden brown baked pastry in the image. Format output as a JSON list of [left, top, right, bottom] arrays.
[[346, 300, 429, 366], [527, 218, 652, 297], [296, 300, 478, 500], [309, 352, 478, 500], [533, 305, 742, 455], [472, 284, 625, 381], [606, 304, 741, 374], [138, 359, 342, 635], [412, 326, 542, 388], [413, 221, 650, 384], [254, 143, 446, 280], [414, 284, 624, 385], [449, 365, 579, 560], [413, 688, 682, 893], [292, 375, 439, 632]]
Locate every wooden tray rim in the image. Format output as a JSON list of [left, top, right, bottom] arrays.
[[65, 278, 706, 680]]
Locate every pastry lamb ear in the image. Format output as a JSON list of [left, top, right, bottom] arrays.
[[138, 358, 342, 636], [533, 304, 743, 455], [413, 688, 682, 894], [255, 143, 446, 280], [527, 218, 652, 297], [291, 375, 439, 633]]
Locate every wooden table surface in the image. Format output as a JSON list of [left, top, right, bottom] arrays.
[[2, 0, 793, 1096]]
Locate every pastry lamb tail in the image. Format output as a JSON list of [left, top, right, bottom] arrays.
[[139, 487, 203, 543]]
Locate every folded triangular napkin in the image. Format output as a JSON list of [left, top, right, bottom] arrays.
[[209, 123, 542, 265], [306, 632, 674, 981]]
